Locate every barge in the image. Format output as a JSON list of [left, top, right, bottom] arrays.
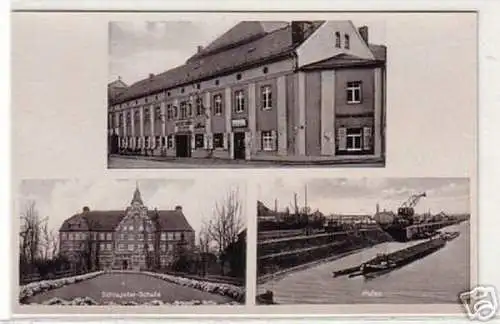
[[332, 235, 447, 278]]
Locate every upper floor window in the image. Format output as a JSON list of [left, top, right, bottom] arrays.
[[127, 112, 131, 123], [106, 233, 112, 240], [166, 104, 173, 120], [344, 34, 350, 49], [167, 232, 174, 240], [213, 94, 223, 116], [61, 232, 67, 240], [144, 108, 151, 121], [261, 85, 272, 110], [155, 106, 162, 121], [128, 244, 134, 251], [161, 232, 167, 241], [118, 113, 123, 126], [234, 90, 245, 113], [180, 101, 187, 119], [196, 97, 204, 116], [128, 225, 134, 231], [187, 101, 193, 117], [134, 110, 140, 122], [346, 81, 362, 104], [99, 233, 105, 240], [335, 32, 341, 48]]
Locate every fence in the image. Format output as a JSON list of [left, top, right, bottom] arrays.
[[157, 270, 245, 287], [20, 269, 84, 285]]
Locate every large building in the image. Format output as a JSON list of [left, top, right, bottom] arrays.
[[108, 20, 386, 163], [59, 186, 195, 270]]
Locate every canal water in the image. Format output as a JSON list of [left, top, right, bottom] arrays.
[[258, 221, 470, 304]]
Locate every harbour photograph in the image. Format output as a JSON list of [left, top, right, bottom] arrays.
[[256, 178, 471, 305]]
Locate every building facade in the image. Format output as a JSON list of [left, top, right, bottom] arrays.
[[108, 21, 386, 163], [59, 186, 195, 270]]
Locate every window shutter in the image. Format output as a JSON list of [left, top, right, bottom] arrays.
[[203, 134, 208, 149], [363, 127, 372, 151], [223, 133, 228, 150], [338, 127, 347, 150], [271, 130, 277, 151], [256, 131, 262, 151]]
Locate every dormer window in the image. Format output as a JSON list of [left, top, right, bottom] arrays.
[[344, 34, 350, 49], [335, 32, 341, 48], [236, 73, 242, 81]]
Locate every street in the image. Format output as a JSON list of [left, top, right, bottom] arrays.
[[24, 272, 233, 304], [108, 156, 383, 169]]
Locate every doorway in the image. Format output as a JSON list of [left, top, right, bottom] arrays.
[[175, 134, 191, 158], [233, 132, 246, 160], [122, 259, 129, 270]]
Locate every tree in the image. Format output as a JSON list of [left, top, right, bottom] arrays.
[[19, 201, 47, 265], [206, 187, 244, 275], [197, 224, 211, 276]]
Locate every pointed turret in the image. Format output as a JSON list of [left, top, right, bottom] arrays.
[[131, 182, 144, 205]]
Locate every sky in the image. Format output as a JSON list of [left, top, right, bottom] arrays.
[[17, 179, 246, 237], [258, 178, 470, 216], [108, 17, 388, 85]]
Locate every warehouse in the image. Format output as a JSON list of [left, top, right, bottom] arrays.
[[108, 20, 386, 163]]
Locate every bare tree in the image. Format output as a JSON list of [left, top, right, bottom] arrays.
[[206, 187, 244, 274], [19, 201, 47, 264], [197, 223, 211, 276]]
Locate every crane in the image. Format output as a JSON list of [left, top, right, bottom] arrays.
[[397, 192, 426, 221]]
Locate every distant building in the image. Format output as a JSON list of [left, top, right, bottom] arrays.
[[58, 185, 195, 270], [108, 21, 386, 163]]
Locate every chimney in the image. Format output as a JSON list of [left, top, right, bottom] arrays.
[[197, 45, 203, 53], [358, 26, 369, 43], [82, 206, 90, 212], [291, 21, 306, 44], [175, 205, 182, 212]]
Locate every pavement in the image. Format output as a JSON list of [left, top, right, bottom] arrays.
[[24, 272, 233, 304], [108, 155, 384, 169]]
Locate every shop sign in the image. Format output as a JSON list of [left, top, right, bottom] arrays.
[[231, 118, 247, 128]]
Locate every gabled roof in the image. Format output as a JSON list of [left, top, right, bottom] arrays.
[[148, 210, 194, 232], [300, 47, 386, 71], [60, 209, 193, 232], [110, 22, 324, 106]]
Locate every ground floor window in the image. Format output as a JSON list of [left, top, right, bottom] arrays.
[[161, 136, 166, 147], [337, 126, 373, 154], [195, 134, 204, 149], [213, 133, 224, 148], [155, 136, 161, 148], [261, 131, 276, 151], [167, 135, 173, 149]]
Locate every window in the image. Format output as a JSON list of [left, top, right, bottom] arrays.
[[196, 83, 201, 89], [161, 232, 166, 241], [148, 244, 154, 251], [134, 111, 140, 121], [128, 244, 134, 251], [213, 94, 223, 115], [346, 81, 362, 103], [196, 97, 204, 116], [213, 133, 224, 148], [263, 67, 269, 74], [261, 85, 272, 110], [127, 112, 131, 123], [139, 225, 144, 231], [195, 134, 204, 149], [61, 233, 67, 240], [215, 79, 220, 86], [106, 233, 112, 240], [167, 232, 174, 240], [181, 88, 185, 93], [99, 233, 105, 240], [335, 32, 341, 48], [181, 232, 185, 241], [234, 90, 245, 113], [180, 101, 187, 119], [106, 243, 112, 250], [167, 91, 171, 97], [100, 243, 105, 251], [188, 101, 193, 116], [118, 113, 123, 126], [167, 135, 173, 149], [344, 34, 350, 49], [156, 136, 161, 148], [155, 106, 161, 121], [166, 104, 173, 120], [161, 244, 166, 252], [144, 108, 150, 121], [128, 234, 135, 240], [120, 233, 126, 240], [346, 128, 363, 151], [128, 225, 134, 231], [236, 73, 242, 80], [161, 136, 166, 147], [173, 105, 178, 119], [119, 244, 125, 250], [262, 131, 276, 151], [137, 233, 144, 240]]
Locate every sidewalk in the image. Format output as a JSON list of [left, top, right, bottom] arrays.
[[109, 154, 385, 166]]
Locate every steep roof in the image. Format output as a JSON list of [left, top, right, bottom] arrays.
[[148, 210, 194, 232], [110, 21, 324, 105], [300, 47, 386, 71], [60, 209, 193, 232]]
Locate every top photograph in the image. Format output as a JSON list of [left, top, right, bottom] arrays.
[[107, 20, 387, 169]]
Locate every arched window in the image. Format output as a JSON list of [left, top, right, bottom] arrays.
[[345, 34, 350, 49], [335, 32, 341, 48]]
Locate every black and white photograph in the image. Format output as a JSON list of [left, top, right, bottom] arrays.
[[17, 179, 246, 306], [107, 19, 387, 168], [256, 178, 471, 305]]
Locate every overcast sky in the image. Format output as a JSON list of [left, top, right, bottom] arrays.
[[17, 179, 246, 236], [108, 16, 388, 85], [258, 178, 470, 216]]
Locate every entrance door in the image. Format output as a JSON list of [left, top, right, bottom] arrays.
[[233, 132, 246, 160], [122, 259, 128, 270], [175, 134, 191, 157]]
